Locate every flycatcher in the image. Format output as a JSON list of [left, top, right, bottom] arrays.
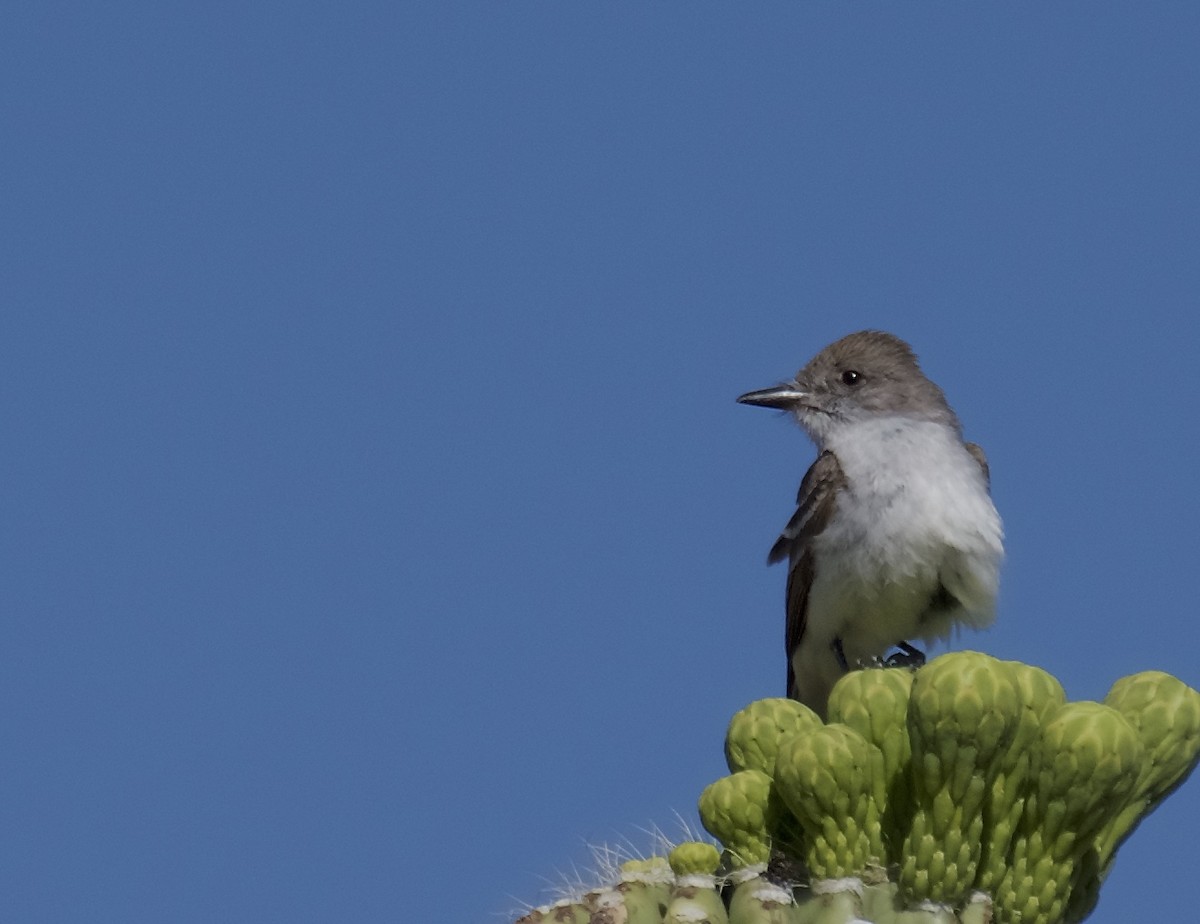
[[737, 330, 1003, 716]]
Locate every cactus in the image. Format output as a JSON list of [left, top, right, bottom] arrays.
[[727, 874, 802, 924], [514, 655, 1200, 924], [615, 858, 675, 924], [664, 842, 729, 924]]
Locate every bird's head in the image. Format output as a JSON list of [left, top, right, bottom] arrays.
[[737, 330, 959, 444]]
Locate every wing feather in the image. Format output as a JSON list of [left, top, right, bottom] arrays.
[[965, 441, 990, 488], [767, 451, 845, 698]]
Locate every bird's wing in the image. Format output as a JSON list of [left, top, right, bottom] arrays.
[[767, 451, 845, 698], [965, 442, 990, 489]]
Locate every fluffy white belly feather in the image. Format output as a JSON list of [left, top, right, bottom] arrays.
[[801, 417, 1003, 663]]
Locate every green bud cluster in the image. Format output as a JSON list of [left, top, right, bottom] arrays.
[[692, 653, 1200, 924], [513, 657, 1198, 924]]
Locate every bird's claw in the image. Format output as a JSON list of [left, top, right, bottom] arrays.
[[834, 638, 926, 671], [884, 641, 926, 668]]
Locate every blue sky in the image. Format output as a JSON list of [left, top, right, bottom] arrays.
[[3, 4, 1199, 921]]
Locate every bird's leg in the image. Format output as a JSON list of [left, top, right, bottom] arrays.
[[832, 637, 849, 670], [884, 641, 926, 668]]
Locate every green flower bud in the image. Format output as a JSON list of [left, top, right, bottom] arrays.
[[995, 701, 1143, 924], [773, 724, 886, 879], [726, 698, 824, 776], [900, 651, 1021, 906], [1066, 672, 1200, 923], [670, 842, 722, 879], [976, 661, 1066, 895], [699, 770, 775, 868], [827, 667, 915, 861], [1097, 671, 1200, 867]]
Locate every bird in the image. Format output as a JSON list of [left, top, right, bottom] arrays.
[[737, 330, 1003, 716]]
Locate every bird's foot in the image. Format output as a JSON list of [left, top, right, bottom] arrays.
[[884, 641, 926, 668], [834, 638, 925, 672]]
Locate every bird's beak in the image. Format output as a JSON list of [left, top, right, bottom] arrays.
[[736, 384, 809, 410]]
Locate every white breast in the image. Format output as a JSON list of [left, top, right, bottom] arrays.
[[808, 416, 1004, 652]]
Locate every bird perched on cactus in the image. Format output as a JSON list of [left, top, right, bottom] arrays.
[[738, 331, 1003, 715]]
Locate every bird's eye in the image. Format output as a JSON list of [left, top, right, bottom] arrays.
[[841, 370, 863, 386]]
